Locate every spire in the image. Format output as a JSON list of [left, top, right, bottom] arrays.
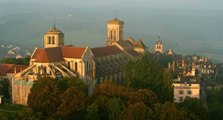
[[158, 35, 160, 41], [53, 17, 56, 28], [115, 10, 117, 18]]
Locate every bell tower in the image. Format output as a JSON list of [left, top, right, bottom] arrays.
[[107, 17, 124, 46], [44, 25, 64, 48], [154, 36, 164, 53]]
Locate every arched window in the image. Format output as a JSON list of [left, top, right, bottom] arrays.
[[52, 36, 55, 44], [75, 62, 78, 71], [110, 31, 113, 40], [68, 61, 71, 69], [114, 30, 116, 40], [43, 66, 47, 74], [48, 36, 51, 44]]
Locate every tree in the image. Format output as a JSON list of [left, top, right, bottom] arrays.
[[108, 97, 124, 120], [15, 107, 41, 120], [28, 77, 61, 118], [27, 77, 87, 119], [0, 56, 30, 65], [56, 87, 86, 119], [0, 110, 8, 120], [120, 102, 153, 120], [0, 79, 10, 99], [178, 97, 209, 120], [161, 70, 173, 102], [123, 56, 173, 102], [153, 102, 189, 120], [86, 103, 100, 120]]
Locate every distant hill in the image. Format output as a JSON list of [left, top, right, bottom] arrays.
[[0, 2, 222, 62], [0, 44, 32, 59]]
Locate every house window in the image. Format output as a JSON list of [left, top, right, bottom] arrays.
[[179, 90, 184, 94], [187, 91, 192, 95], [180, 97, 183, 102]]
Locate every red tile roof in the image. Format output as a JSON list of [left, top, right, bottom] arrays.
[[32, 46, 86, 63], [32, 47, 64, 63], [0, 64, 28, 76], [92, 46, 123, 58], [61, 46, 86, 59]]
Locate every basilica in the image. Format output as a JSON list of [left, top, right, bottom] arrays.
[[11, 17, 147, 105]]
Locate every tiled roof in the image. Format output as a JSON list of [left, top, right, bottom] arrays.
[[0, 64, 28, 76], [92, 46, 123, 58], [46, 26, 62, 33], [126, 49, 141, 57], [117, 40, 133, 50], [108, 18, 124, 25], [134, 39, 146, 49], [32, 47, 64, 63], [32, 46, 86, 63], [165, 49, 175, 56], [61, 46, 86, 59]]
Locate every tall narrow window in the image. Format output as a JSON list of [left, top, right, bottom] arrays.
[[75, 62, 78, 71], [43, 66, 47, 74], [68, 61, 71, 69], [48, 36, 51, 44], [110, 31, 113, 40], [114, 30, 116, 40], [52, 36, 55, 44]]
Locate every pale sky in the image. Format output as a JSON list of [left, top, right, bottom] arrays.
[[0, 0, 223, 10]]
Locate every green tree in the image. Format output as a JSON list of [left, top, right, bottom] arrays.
[[86, 103, 100, 120], [28, 77, 61, 119], [56, 87, 86, 119], [120, 102, 153, 120], [0, 56, 30, 65], [27, 77, 87, 119], [123, 56, 173, 102], [153, 102, 189, 120], [108, 97, 124, 120], [178, 97, 209, 120], [0, 79, 10, 99], [0, 110, 8, 120], [15, 107, 41, 120]]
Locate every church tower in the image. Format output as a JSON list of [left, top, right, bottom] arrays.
[[154, 36, 164, 53], [107, 17, 124, 46], [44, 25, 64, 48]]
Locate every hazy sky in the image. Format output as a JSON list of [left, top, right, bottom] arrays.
[[1, 0, 223, 10]]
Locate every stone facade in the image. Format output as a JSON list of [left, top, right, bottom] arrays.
[[173, 76, 200, 103]]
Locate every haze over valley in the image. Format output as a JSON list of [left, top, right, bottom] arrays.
[[0, 0, 222, 62]]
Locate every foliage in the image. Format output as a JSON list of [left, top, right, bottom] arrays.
[[123, 56, 173, 102], [206, 89, 223, 120], [0, 110, 8, 120], [153, 102, 189, 120], [86, 103, 100, 120], [0, 56, 30, 65], [0, 102, 24, 120], [120, 102, 152, 120], [26, 77, 87, 120], [0, 79, 10, 99], [178, 97, 209, 120], [15, 107, 41, 120]]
